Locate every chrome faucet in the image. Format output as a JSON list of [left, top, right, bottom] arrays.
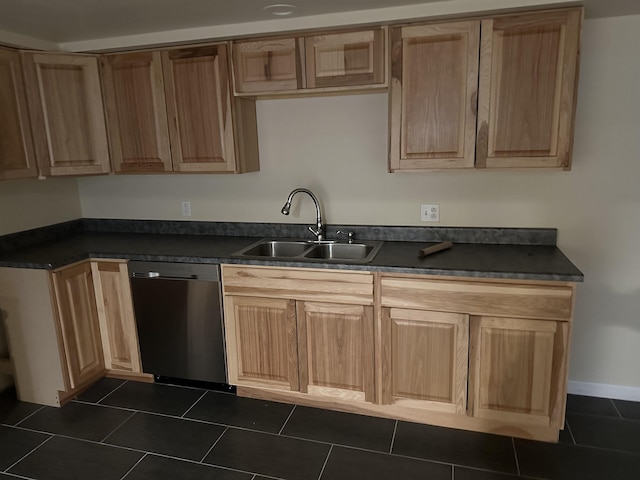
[[281, 188, 325, 241]]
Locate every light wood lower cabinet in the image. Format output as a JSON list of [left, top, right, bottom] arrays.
[[222, 265, 375, 404], [224, 265, 575, 442], [469, 316, 569, 427], [297, 301, 375, 402], [0, 259, 145, 406], [91, 261, 142, 374], [225, 295, 299, 391], [51, 262, 105, 391], [381, 308, 468, 414]]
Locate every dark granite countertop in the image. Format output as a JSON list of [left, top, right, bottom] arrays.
[[0, 220, 584, 282]]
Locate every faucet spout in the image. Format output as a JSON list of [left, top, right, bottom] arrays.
[[281, 188, 325, 241]]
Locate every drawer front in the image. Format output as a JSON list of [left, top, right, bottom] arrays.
[[222, 265, 374, 305], [380, 277, 573, 321]]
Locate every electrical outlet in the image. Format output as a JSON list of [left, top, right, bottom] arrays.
[[181, 201, 191, 217], [420, 204, 440, 222]]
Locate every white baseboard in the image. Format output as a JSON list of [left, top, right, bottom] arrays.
[[568, 381, 640, 401]]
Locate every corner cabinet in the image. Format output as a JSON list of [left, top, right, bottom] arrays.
[[222, 265, 375, 403], [51, 262, 105, 392], [389, 7, 581, 171], [21, 52, 110, 177], [91, 261, 143, 375], [0, 47, 38, 181], [0, 260, 147, 407]]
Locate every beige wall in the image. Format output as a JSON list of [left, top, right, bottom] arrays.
[[77, 14, 640, 394], [0, 177, 81, 236]]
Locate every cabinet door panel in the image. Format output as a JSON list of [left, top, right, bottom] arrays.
[[101, 52, 172, 173], [0, 47, 37, 180], [470, 316, 569, 427], [22, 53, 110, 176], [52, 262, 105, 390], [382, 308, 468, 413], [163, 45, 237, 172], [477, 9, 581, 168], [225, 296, 299, 391], [92, 262, 141, 373], [233, 38, 301, 93], [297, 302, 374, 402], [389, 21, 479, 170], [305, 29, 385, 88]]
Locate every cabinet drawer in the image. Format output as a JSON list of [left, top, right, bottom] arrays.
[[222, 265, 373, 305], [380, 277, 573, 321]]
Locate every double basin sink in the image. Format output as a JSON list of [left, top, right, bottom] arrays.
[[232, 239, 383, 264]]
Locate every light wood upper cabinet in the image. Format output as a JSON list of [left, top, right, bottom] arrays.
[[51, 262, 105, 390], [101, 52, 172, 174], [224, 295, 299, 392], [389, 21, 480, 170], [21, 52, 110, 177], [476, 9, 581, 169], [233, 38, 302, 93], [0, 47, 37, 181], [162, 44, 259, 173], [305, 29, 385, 89], [381, 308, 469, 414], [469, 316, 570, 428], [389, 8, 581, 171], [91, 261, 142, 373], [297, 301, 375, 402], [232, 28, 386, 96]]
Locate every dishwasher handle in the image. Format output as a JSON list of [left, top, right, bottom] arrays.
[[131, 271, 198, 280], [128, 261, 220, 282]]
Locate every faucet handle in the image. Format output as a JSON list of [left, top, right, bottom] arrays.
[[336, 230, 355, 243]]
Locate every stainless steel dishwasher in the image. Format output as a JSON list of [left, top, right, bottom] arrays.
[[128, 261, 228, 386]]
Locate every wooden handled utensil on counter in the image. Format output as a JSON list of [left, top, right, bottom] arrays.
[[418, 241, 453, 257]]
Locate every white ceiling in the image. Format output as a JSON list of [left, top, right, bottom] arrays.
[[1, 0, 639, 50]]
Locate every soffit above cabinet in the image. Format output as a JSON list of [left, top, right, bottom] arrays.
[[0, 0, 638, 51]]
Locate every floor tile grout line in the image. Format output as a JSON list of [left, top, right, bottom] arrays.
[[119, 452, 147, 480], [565, 417, 577, 445], [70, 399, 139, 414], [316, 444, 333, 480], [199, 426, 228, 463], [610, 398, 623, 419], [99, 409, 138, 444], [277, 404, 296, 435], [181, 390, 209, 418], [95, 379, 130, 404], [3, 434, 53, 473], [511, 437, 521, 476], [12, 405, 46, 428], [388, 420, 398, 453], [0, 471, 36, 480]]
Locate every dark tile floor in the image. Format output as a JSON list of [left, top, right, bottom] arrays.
[[1, 379, 640, 480]]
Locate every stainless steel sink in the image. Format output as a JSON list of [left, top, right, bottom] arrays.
[[239, 240, 311, 258], [303, 242, 378, 260], [232, 239, 383, 264]]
